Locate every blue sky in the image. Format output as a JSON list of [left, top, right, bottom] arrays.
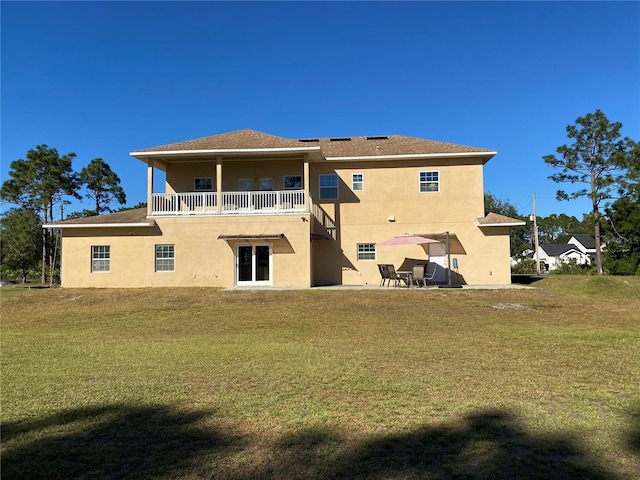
[[2, 1, 638, 219]]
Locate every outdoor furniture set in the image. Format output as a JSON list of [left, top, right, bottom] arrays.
[[378, 263, 436, 288]]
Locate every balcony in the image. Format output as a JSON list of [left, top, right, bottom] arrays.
[[151, 190, 307, 216]]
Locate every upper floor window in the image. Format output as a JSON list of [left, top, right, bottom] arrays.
[[155, 244, 175, 272], [357, 243, 376, 261], [419, 171, 439, 193], [238, 178, 252, 192], [319, 174, 338, 200], [91, 245, 110, 272], [284, 175, 302, 190], [352, 173, 364, 191], [260, 178, 274, 191], [194, 177, 213, 192]]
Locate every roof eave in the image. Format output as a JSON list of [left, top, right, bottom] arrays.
[[130, 146, 323, 162], [43, 222, 155, 229], [477, 221, 527, 227], [325, 151, 497, 163]]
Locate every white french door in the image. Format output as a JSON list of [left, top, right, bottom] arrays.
[[236, 244, 272, 286]]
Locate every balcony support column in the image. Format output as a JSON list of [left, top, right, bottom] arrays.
[[146, 159, 154, 216], [303, 154, 310, 212], [216, 156, 223, 214]]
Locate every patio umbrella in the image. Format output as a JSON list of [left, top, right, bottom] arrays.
[[377, 233, 441, 246]]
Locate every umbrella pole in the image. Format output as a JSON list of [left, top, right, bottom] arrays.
[[439, 231, 462, 289]]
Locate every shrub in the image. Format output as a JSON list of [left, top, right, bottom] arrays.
[[511, 259, 537, 274]]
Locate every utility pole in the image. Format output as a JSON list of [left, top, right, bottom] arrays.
[[531, 192, 540, 274]]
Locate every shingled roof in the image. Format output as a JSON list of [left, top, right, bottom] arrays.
[[137, 129, 305, 152], [44, 208, 153, 228], [477, 213, 526, 227], [131, 129, 495, 160], [540, 243, 582, 256], [569, 234, 596, 249]]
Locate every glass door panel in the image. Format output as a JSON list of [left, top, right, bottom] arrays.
[[237, 245, 253, 282], [256, 246, 270, 282]]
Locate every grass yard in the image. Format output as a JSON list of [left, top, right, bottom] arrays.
[[1, 276, 639, 479]]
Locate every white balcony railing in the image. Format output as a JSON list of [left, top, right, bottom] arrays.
[[151, 190, 307, 216]]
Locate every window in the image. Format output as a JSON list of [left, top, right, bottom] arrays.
[[319, 174, 338, 200], [155, 244, 175, 272], [283, 175, 302, 190], [91, 245, 110, 272], [238, 178, 252, 191], [352, 173, 364, 191], [357, 243, 376, 261], [194, 177, 213, 191], [260, 178, 274, 191], [419, 171, 439, 192]]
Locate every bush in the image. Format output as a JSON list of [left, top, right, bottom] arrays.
[[511, 259, 537, 274], [549, 261, 596, 275]]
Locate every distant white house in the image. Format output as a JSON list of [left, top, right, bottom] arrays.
[[536, 243, 591, 271], [567, 234, 598, 264]]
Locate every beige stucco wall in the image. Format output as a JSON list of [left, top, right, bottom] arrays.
[[60, 214, 312, 288], [166, 160, 305, 193], [309, 159, 512, 286], [60, 153, 513, 288]]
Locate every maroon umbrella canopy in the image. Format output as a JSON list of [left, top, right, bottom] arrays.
[[377, 233, 442, 246]]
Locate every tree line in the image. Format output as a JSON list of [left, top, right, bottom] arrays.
[[1, 111, 638, 283], [0, 145, 130, 283]]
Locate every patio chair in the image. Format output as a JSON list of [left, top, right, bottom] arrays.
[[412, 264, 427, 287], [386, 264, 405, 288], [412, 264, 436, 287], [378, 264, 389, 287], [424, 265, 437, 285]]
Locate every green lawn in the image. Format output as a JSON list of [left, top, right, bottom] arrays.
[[2, 277, 639, 479]]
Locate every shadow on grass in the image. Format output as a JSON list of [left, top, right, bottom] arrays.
[[251, 410, 620, 480], [1, 404, 242, 479], [1, 406, 628, 479], [628, 402, 640, 453]]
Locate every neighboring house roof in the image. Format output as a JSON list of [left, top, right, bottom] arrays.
[[539, 243, 582, 256], [569, 234, 596, 250], [131, 129, 496, 163], [44, 208, 154, 228], [477, 212, 526, 227]]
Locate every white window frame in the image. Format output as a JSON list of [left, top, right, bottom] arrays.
[[319, 174, 339, 200], [357, 243, 376, 261], [283, 175, 302, 190], [352, 173, 364, 191], [155, 244, 175, 272], [194, 177, 213, 192], [91, 245, 110, 272], [236, 243, 273, 286], [419, 170, 440, 193]]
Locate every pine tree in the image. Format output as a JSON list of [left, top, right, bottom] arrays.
[[0, 145, 80, 282], [79, 158, 126, 215], [543, 110, 637, 275]]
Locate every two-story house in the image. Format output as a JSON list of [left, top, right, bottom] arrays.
[[46, 129, 523, 288]]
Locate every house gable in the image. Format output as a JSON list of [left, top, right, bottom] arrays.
[[568, 234, 597, 254]]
